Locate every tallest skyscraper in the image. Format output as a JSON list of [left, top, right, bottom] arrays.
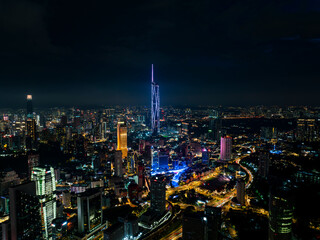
[[151, 64, 160, 135], [26, 94, 33, 119], [26, 94, 36, 149]]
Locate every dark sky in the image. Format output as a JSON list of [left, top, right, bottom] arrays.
[[1, 0, 320, 108]]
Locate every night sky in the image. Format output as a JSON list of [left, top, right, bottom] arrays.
[[1, 0, 320, 108]]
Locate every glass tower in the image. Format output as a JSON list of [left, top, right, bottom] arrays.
[[151, 64, 160, 135], [31, 167, 57, 239]]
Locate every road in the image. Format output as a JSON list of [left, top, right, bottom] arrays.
[[160, 226, 182, 240]]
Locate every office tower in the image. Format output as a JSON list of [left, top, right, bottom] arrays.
[[268, 185, 293, 240], [114, 150, 123, 177], [26, 95, 37, 150], [150, 175, 166, 216], [26, 118, 37, 148], [77, 188, 103, 234], [106, 158, 112, 178], [296, 118, 318, 142], [128, 181, 140, 203], [158, 151, 169, 169], [208, 113, 222, 142], [220, 136, 232, 161], [202, 148, 209, 164], [258, 151, 270, 178], [31, 167, 57, 239], [127, 151, 136, 174], [62, 190, 71, 208], [121, 215, 139, 239], [1, 220, 10, 240], [9, 181, 42, 240], [117, 122, 128, 158], [26, 94, 33, 119], [104, 223, 124, 240], [151, 64, 160, 135], [182, 211, 206, 240], [0, 169, 20, 195], [138, 165, 145, 188], [236, 178, 246, 206], [28, 153, 39, 178], [205, 206, 222, 240]]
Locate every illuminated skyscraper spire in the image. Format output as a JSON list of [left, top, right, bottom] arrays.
[[151, 64, 160, 135]]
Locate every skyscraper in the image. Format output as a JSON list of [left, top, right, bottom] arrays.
[[182, 212, 206, 240], [28, 153, 39, 179], [258, 151, 270, 179], [117, 121, 127, 158], [114, 150, 123, 177], [208, 111, 222, 142], [268, 184, 293, 240], [26, 95, 37, 149], [296, 118, 318, 142], [9, 181, 42, 240], [151, 64, 160, 135], [26, 94, 33, 119], [150, 175, 166, 216], [220, 136, 232, 161], [77, 188, 103, 234], [236, 178, 246, 206], [205, 206, 222, 240], [31, 167, 57, 239]]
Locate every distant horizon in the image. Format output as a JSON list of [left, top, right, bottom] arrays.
[[0, 102, 319, 111]]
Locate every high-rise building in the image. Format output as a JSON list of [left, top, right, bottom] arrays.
[[158, 151, 169, 170], [151, 64, 160, 135], [28, 153, 39, 179], [182, 207, 222, 240], [205, 206, 222, 240], [77, 188, 103, 234], [258, 151, 270, 178], [26, 95, 37, 149], [220, 136, 232, 161], [31, 167, 57, 239], [114, 150, 123, 177], [117, 122, 127, 158], [202, 148, 209, 164], [26, 94, 33, 119], [150, 175, 166, 216], [62, 190, 71, 208], [236, 178, 246, 206], [138, 165, 145, 188], [296, 118, 319, 142], [182, 211, 206, 240], [106, 158, 112, 178], [268, 184, 293, 240], [0, 169, 20, 195], [127, 151, 136, 174], [208, 113, 222, 142], [26, 119, 37, 148], [9, 181, 42, 240]]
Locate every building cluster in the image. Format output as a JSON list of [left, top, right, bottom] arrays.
[[0, 68, 319, 239]]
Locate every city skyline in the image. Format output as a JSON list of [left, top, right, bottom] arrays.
[[1, 1, 320, 240]]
